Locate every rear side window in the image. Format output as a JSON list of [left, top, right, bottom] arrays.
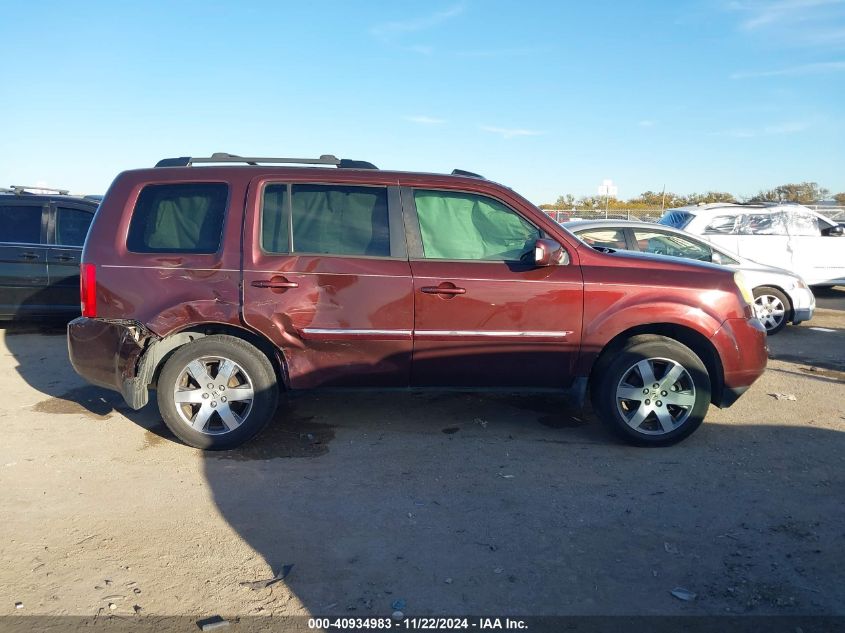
[[0, 204, 43, 244], [56, 207, 94, 246], [261, 184, 390, 256], [704, 215, 739, 234], [657, 210, 693, 229], [127, 183, 228, 253]]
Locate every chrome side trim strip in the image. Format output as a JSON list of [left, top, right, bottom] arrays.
[[415, 330, 572, 338], [300, 328, 571, 338], [302, 328, 412, 336]]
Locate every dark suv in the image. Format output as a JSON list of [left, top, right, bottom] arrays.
[[67, 153, 768, 449], [0, 186, 98, 319]]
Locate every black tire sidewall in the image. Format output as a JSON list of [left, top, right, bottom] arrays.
[[157, 335, 278, 450], [752, 286, 790, 335], [594, 338, 711, 446]]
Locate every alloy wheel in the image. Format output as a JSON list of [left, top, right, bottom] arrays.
[[615, 357, 696, 435], [172, 356, 255, 434]]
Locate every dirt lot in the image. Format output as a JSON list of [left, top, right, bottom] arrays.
[[1, 303, 844, 622]]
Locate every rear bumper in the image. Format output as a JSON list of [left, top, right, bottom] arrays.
[[711, 316, 768, 408], [67, 317, 150, 409]]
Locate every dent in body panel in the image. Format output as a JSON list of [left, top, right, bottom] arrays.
[[97, 265, 243, 337], [242, 261, 415, 389]]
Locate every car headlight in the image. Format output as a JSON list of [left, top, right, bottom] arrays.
[[791, 277, 808, 290], [733, 271, 755, 306]]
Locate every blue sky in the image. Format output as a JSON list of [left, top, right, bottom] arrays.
[[1, 0, 843, 203]]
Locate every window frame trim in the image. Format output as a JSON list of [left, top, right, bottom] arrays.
[[125, 181, 231, 255], [257, 181, 407, 260], [49, 203, 95, 248], [0, 200, 49, 246]]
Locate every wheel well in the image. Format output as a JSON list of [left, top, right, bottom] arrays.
[[589, 324, 725, 406], [752, 285, 794, 321], [146, 323, 288, 390]]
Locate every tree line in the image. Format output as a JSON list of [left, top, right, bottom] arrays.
[[540, 182, 845, 210]]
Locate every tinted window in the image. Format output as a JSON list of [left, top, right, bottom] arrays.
[[290, 184, 390, 256], [261, 184, 289, 253], [658, 210, 693, 229], [0, 204, 43, 244], [704, 215, 739, 234], [56, 207, 94, 246], [127, 183, 228, 253], [414, 190, 540, 261], [633, 229, 712, 262], [577, 228, 627, 250]]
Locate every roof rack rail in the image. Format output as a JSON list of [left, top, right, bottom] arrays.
[[451, 169, 485, 179], [9, 185, 71, 195], [155, 152, 378, 170]]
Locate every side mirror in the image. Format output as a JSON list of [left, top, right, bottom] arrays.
[[711, 251, 724, 265], [533, 238, 568, 266]]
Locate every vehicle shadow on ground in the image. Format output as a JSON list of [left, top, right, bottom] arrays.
[[768, 323, 845, 372], [200, 396, 845, 616], [1, 322, 161, 428]]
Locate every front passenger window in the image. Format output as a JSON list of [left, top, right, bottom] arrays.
[[413, 190, 540, 261]]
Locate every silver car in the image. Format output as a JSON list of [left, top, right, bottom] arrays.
[[564, 219, 815, 335]]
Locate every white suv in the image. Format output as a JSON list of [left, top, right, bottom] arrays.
[[659, 203, 845, 287]]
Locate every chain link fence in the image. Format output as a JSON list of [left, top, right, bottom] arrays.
[[541, 208, 665, 224], [542, 206, 845, 225]]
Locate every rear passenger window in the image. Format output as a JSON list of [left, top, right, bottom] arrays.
[[0, 205, 43, 244], [127, 183, 228, 253], [56, 207, 93, 246], [704, 215, 739, 234], [262, 184, 390, 256]]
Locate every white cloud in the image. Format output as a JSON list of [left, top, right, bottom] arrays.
[[731, 60, 845, 78], [371, 4, 465, 40], [479, 125, 544, 139], [456, 46, 543, 58], [405, 115, 445, 125], [731, 0, 844, 30], [716, 121, 811, 137]]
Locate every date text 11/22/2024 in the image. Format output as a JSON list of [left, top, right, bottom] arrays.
[[307, 617, 528, 630]]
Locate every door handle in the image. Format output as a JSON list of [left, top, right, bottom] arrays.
[[19, 252, 40, 260], [421, 285, 466, 295], [57, 255, 76, 262], [251, 278, 299, 290]]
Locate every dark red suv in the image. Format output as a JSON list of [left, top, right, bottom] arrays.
[[67, 153, 767, 449]]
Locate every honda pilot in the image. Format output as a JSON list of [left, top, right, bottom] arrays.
[[67, 153, 768, 449]]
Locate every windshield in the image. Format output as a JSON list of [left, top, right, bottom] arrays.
[[657, 210, 694, 229]]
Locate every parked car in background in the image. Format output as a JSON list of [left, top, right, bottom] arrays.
[[658, 203, 845, 287], [68, 153, 767, 449], [0, 186, 98, 319], [565, 219, 815, 335]]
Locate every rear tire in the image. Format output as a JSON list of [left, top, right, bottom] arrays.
[[591, 336, 710, 446], [752, 286, 790, 335], [157, 335, 278, 450]]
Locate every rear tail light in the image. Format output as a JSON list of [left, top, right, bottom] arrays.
[[80, 263, 96, 317]]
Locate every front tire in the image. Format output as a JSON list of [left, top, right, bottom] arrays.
[[752, 286, 790, 335], [157, 335, 278, 450], [592, 336, 711, 446]]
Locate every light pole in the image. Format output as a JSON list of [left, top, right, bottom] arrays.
[[597, 179, 618, 218]]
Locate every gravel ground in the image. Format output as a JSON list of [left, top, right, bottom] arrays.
[[0, 310, 843, 623]]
